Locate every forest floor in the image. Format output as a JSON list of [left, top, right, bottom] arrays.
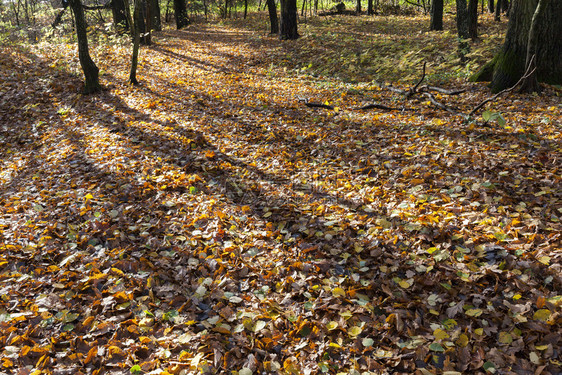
[[0, 11, 561, 375]]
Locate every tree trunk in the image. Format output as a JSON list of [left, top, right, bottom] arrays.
[[130, 0, 141, 85], [244, 0, 248, 18], [68, 0, 100, 94], [494, 0, 501, 20], [488, 0, 493, 12], [139, 0, 150, 45], [367, 0, 374, 14], [471, 0, 561, 92], [456, 0, 470, 38], [174, 0, 188, 28], [149, 0, 161, 30], [266, 0, 278, 34], [112, 0, 129, 33], [356, 0, 361, 13], [456, 0, 470, 60], [280, 0, 298, 40], [468, 0, 478, 38], [430, 0, 443, 30]]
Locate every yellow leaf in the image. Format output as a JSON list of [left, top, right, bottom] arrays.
[[332, 287, 346, 297], [498, 331, 512, 344], [398, 279, 412, 289], [533, 309, 551, 321], [465, 308, 483, 317], [348, 326, 362, 337], [85, 193, 94, 200], [326, 321, 338, 331], [474, 328, 484, 336], [433, 328, 450, 340], [455, 334, 469, 347]]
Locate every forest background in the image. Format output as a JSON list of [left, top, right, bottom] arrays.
[[0, 0, 561, 374]]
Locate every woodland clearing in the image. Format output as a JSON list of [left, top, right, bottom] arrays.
[[0, 10, 561, 375]]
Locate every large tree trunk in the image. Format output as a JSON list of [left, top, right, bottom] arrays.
[[174, 0, 188, 28], [430, 0, 443, 30], [487, 0, 493, 12], [68, 0, 100, 94], [266, 0, 279, 34], [280, 0, 298, 40], [471, 0, 561, 92], [468, 0, 478, 38]]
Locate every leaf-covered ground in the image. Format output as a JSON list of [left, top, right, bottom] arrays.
[[1, 12, 561, 375]]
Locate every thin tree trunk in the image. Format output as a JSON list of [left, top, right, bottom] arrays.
[[430, 0, 443, 30], [244, 0, 248, 18], [356, 0, 361, 13], [145, 0, 152, 44], [367, 0, 373, 14], [174, 0, 188, 28], [468, 0, 478, 38], [111, 0, 129, 33], [68, 0, 100, 94], [488, 0, 493, 12], [494, 0, 501, 20], [520, 0, 547, 92], [280, 0, 298, 39], [150, 0, 161, 31], [267, 0, 279, 34], [456, 0, 470, 60], [129, 0, 141, 84]]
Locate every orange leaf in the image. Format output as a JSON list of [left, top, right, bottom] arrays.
[[84, 346, 98, 364]]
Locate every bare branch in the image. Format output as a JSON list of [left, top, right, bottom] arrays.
[[469, 55, 536, 116]]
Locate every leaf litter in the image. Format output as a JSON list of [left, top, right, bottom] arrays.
[[0, 12, 561, 375]]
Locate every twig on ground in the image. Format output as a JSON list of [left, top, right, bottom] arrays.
[[469, 55, 537, 117]]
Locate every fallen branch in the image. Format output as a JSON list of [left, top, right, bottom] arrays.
[[297, 97, 335, 110], [420, 85, 466, 95], [407, 62, 426, 98], [469, 55, 536, 117], [422, 92, 462, 115], [304, 102, 335, 110], [355, 103, 399, 111]]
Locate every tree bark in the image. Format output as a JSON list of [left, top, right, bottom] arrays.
[[471, 0, 562, 92], [266, 0, 278, 34], [430, 0, 443, 30], [488, 0, 493, 12], [356, 0, 361, 13], [68, 0, 100, 94], [468, 0, 478, 38], [280, 0, 298, 40], [129, 0, 141, 85], [456, 0, 470, 60], [494, 0, 501, 20], [174, 0, 188, 28], [367, 0, 374, 15], [111, 0, 129, 33], [149, 0, 161, 31]]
